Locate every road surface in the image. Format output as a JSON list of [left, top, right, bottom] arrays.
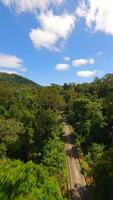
[[64, 123, 90, 200]]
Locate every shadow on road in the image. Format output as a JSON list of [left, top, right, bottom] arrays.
[[63, 133, 75, 144], [70, 185, 91, 200], [63, 133, 78, 159], [63, 128, 92, 200], [66, 147, 78, 159]]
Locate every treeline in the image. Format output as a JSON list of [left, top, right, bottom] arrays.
[[64, 74, 113, 200], [0, 73, 67, 200], [1, 72, 113, 200]]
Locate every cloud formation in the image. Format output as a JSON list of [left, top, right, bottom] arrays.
[[55, 63, 70, 71], [29, 11, 75, 50], [0, 53, 27, 73], [72, 58, 95, 67], [76, 70, 97, 77], [1, 0, 64, 13], [76, 0, 113, 35], [1, 0, 75, 51], [64, 56, 71, 61]]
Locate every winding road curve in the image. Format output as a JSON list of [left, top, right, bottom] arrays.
[[63, 123, 90, 200]]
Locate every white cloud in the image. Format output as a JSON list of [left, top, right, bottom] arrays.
[[72, 58, 95, 67], [1, 1, 75, 51], [1, 0, 64, 13], [29, 11, 76, 50], [55, 63, 70, 71], [0, 69, 19, 74], [38, 11, 75, 39], [52, 0, 64, 5], [76, 0, 113, 35], [29, 29, 58, 49], [64, 56, 71, 61], [76, 70, 96, 77], [0, 53, 27, 72]]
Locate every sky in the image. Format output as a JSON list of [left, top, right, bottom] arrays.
[[0, 0, 113, 85]]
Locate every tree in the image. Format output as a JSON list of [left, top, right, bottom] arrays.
[[0, 159, 63, 200], [0, 119, 24, 158], [93, 148, 113, 200], [69, 97, 105, 147]]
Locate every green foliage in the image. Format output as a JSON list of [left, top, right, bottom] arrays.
[[39, 86, 65, 110], [0, 73, 38, 86], [0, 119, 24, 158], [43, 137, 65, 170], [93, 148, 113, 200], [42, 123, 67, 197], [88, 143, 105, 162], [69, 97, 105, 146], [66, 74, 113, 198], [80, 143, 105, 177], [0, 159, 63, 200], [0, 73, 67, 198], [1, 72, 113, 199]]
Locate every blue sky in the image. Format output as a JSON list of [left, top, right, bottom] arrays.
[[0, 0, 113, 85]]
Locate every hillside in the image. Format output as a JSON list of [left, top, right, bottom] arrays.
[[0, 73, 113, 200], [0, 73, 40, 87]]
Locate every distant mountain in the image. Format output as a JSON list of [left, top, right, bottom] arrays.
[[0, 73, 40, 87]]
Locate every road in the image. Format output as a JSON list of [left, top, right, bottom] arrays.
[[63, 123, 90, 200]]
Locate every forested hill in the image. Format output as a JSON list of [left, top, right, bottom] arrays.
[[0, 73, 67, 200], [0, 72, 40, 86], [0, 73, 113, 200]]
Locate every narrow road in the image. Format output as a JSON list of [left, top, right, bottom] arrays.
[[63, 123, 89, 200]]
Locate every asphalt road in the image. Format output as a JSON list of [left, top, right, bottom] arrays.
[[64, 123, 89, 200]]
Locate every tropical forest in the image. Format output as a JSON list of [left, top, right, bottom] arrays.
[[0, 72, 113, 200]]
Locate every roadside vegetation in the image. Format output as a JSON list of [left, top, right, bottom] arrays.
[[0, 72, 113, 199], [65, 74, 113, 200], [0, 73, 67, 200]]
